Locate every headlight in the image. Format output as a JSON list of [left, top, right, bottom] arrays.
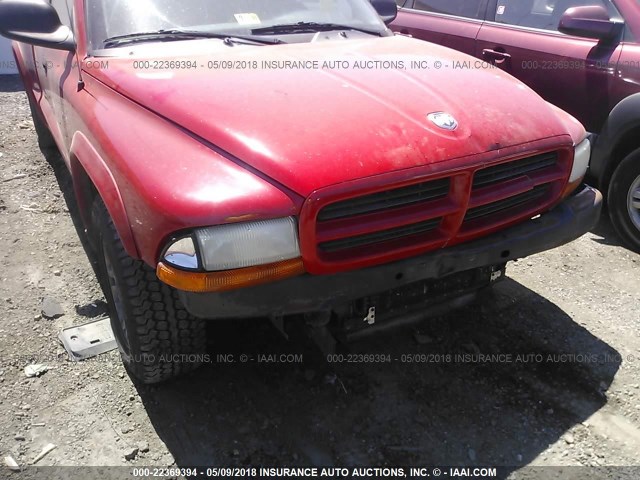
[[158, 217, 304, 293], [195, 217, 300, 271], [561, 137, 591, 198], [163, 236, 199, 269], [570, 138, 590, 183]]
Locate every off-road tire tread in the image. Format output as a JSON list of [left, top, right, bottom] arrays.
[[92, 199, 206, 383]]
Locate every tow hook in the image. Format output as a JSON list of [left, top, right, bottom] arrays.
[[363, 306, 376, 325], [304, 311, 337, 355]]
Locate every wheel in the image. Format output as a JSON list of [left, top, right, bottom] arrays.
[[25, 92, 56, 150], [608, 148, 640, 253], [91, 198, 207, 383]]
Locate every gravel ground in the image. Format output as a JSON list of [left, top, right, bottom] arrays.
[[1, 74, 640, 479]]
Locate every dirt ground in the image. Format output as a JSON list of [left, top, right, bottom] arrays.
[[1, 74, 640, 479]]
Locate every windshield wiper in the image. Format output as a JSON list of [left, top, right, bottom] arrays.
[[251, 22, 383, 36], [103, 29, 282, 48]]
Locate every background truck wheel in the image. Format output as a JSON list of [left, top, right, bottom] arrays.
[[26, 92, 56, 150], [608, 148, 640, 253], [92, 198, 206, 383]]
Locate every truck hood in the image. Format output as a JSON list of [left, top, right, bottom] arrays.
[[90, 35, 571, 197]]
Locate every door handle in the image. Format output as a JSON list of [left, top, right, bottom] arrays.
[[482, 49, 511, 63]]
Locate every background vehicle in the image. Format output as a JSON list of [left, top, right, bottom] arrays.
[[392, 0, 640, 252], [1, 0, 600, 383]]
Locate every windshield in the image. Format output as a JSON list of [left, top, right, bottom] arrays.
[[86, 0, 387, 49]]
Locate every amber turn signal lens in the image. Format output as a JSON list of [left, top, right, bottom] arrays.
[[561, 176, 584, 199], [156, 258, 306, 293]]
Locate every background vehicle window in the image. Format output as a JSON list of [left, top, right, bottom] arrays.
[[50, 0, 72, 29], [494, 0, 618, 31], [413, 0, 485, 20]]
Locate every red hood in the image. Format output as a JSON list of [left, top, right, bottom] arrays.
[[90, 35, 572, 197]]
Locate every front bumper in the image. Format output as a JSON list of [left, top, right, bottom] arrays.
[[179, 185, 602, 319]]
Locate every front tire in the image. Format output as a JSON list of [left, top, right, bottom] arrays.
[[92, 198, 206, 383], [608, 149, 640, 253]]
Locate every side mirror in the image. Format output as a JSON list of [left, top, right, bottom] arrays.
[[370, 0, 398, 25], [558, 5, 624, 42], [0, 0, 75, 51]]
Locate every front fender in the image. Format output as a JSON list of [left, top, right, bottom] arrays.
[[590, 93, 640, 187], [69, 132, 139, 258]]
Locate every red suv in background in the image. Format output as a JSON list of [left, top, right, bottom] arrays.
[[392, 0, 640, 251]]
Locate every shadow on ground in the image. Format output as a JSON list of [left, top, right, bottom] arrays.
[[133, 281, 619, 472], [0, 74, 24, 93], [590, 209, 628, 249]]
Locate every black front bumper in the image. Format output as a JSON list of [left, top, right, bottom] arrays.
[[180, 185, 602, 319]]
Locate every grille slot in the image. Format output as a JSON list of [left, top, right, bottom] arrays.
[[318, 178, 450, 222], [319, 218, 442, 253], [465, 185, 549, 222], [473, 152, 557, 189]]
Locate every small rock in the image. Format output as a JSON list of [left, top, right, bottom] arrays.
[[413, 331, 434, 345], [121, 426, 133, 434], [232, 449, 240, 457], [4, 455, 20, 471], [564, 433, 575, 445], [14, 435, 25, 441], [324, 373, 337, 385], [74, 300, 108, 318], [462, 342, 481, 354], [33, 314, 42, 321], [128, 395, 135, 401], [124, 447, 138, 461], [24, 364, 49, 378], [468, 449, 477, 461], [53, 270, 61, 277], [41, 297, 64, 319], [138, 442, 149, 453], [32, 444, 56, 464], [118, 372, 125, 379]]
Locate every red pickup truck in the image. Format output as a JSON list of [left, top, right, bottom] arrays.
[[1, 0, 601, 383]]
